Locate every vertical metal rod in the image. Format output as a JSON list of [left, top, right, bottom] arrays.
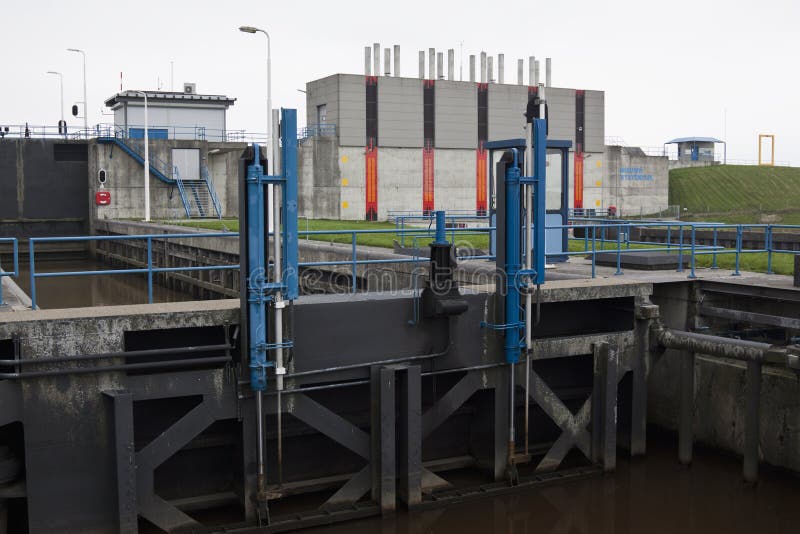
[[615, 225, 623, 275], [734, 225, 742, 276], [255, 390, 266, 514], [272, 110, 284, 487], [524, 123, 533, 456], [689, 225, 697, 279], [679, 351, 695, 465], [711, 227, 718, 269], [351, 232, 357, 293], [591, 226, 596, 278], [677, 225, 684, 272], [508, 363, 515, 462], [667, 225, 672, 251], [743, 360, 761, 483], [147, 236, 153, 303], [766, 226, 773, 274], [29, 240, 37, 310]]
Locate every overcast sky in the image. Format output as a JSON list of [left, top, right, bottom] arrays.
[[2, 0, 798, 163]]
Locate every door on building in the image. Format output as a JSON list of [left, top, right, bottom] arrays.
[[172, 148, 200, 180], [317, 104, 327, 124]]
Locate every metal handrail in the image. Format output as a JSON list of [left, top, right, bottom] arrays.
[[201, 165, 223, 219], [11, 220, 800, 309]]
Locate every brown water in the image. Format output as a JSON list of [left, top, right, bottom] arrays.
[[15, 257, 189, 309], [307, 434, 800, 534]]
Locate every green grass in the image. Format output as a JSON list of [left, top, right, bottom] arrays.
[[669, 165, 800, 224], [568, 239, 796, 275], [169, 218, 490, 251], [172, 218, 794, 276]]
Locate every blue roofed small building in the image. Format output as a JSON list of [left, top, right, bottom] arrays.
[[665, 136, 725, 168]]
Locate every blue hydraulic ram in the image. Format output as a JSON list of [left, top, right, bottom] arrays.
[[240, 108, 299, 523], [484, 110, 548, 481]]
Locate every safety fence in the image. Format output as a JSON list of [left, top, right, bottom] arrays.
[[7, 218, 800, 309]]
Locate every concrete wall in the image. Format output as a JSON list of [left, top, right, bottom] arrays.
[[0, 139, 89, 237], [87, 139, 244, 226], [300, 144, 487, 220], [602, 146, 669, 216], [378, 77, 423, 148], [435, 81, 477, 149]]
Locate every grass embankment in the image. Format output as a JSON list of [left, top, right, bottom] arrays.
[[670, 165, 800, 225], [173, 218, 490, 251]]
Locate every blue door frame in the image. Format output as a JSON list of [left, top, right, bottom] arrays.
[[486, 138, 572, 262]]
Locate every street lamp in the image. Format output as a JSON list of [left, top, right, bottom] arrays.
[[135, 91, 151, 222], [46, 71, 64, 134], [238, 25, 271, 171], [67, 48, 88, 133]]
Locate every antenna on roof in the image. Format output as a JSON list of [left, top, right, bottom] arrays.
[[120, 72, 123, 91]]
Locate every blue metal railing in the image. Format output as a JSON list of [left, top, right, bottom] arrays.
[[201, 165, 223, 219], [27, 233, 238, 309], [9, 220, 800, 309], [0, 238, 19, 306]]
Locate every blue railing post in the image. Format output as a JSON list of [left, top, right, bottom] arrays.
[[677, 225, 684, 272], [351, 231, 357, 293], [146, 236, 154, 303], [592, 225, 597, 278], [688, 224, 697, 279], [766, 226, 773, 274], [733, 224, 742, 276], [400, 217, 406, 247], [711, 227, 719, 269], [29, 239, 37, 310], [667, 226, 671, 251], [615, 224, 623, 275]]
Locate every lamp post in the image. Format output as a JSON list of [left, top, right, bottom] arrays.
[[46, 71, 64, 134], [67, 48, 88, 133], [135, 91, 150, 222], [238, 25, 271, 171]]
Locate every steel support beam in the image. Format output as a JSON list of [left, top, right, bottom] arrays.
[[591, 341, 618, 471], [699, 305, 800, 330], [370, 366, 396, 514], [108, 392, 137, 534], [398, 365, 422, 507]]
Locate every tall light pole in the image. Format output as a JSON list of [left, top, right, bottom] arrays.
[[46, 71, 64, 130], [239, 25, 271, 171], [135, 91, 151, 222], [67, 48, 88, 133]]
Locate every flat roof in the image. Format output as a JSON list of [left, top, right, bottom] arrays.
[[105, 90, 236, 108], [665, 137, 723, 144]]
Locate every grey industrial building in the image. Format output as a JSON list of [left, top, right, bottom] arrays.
[[300, 46, 668, 221]]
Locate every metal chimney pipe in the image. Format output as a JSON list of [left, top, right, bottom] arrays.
[[365, 46, 372, 76], [487, 56, 494, 83], [428, 48, 435, 80], [546, 57, 552, 87], [447, 49, 455, 80], [517, 59, 523, 85], [534, 60, 540, 85], [419, 51, 425, 79], [373, 43, 380, 77], [394, 45, 400, 77], [498, 54, 504, 84], [384, 47, 391, 76], [469, 55, 476, 82], [528, 56, 535, 86], [480, 52, 487, 83], [437, 52, 444, 80]]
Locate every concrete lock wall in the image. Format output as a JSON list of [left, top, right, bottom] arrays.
[[87, 139, 244, 225], [0, 139, 89, 237], [602, 146, 669, 216]]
